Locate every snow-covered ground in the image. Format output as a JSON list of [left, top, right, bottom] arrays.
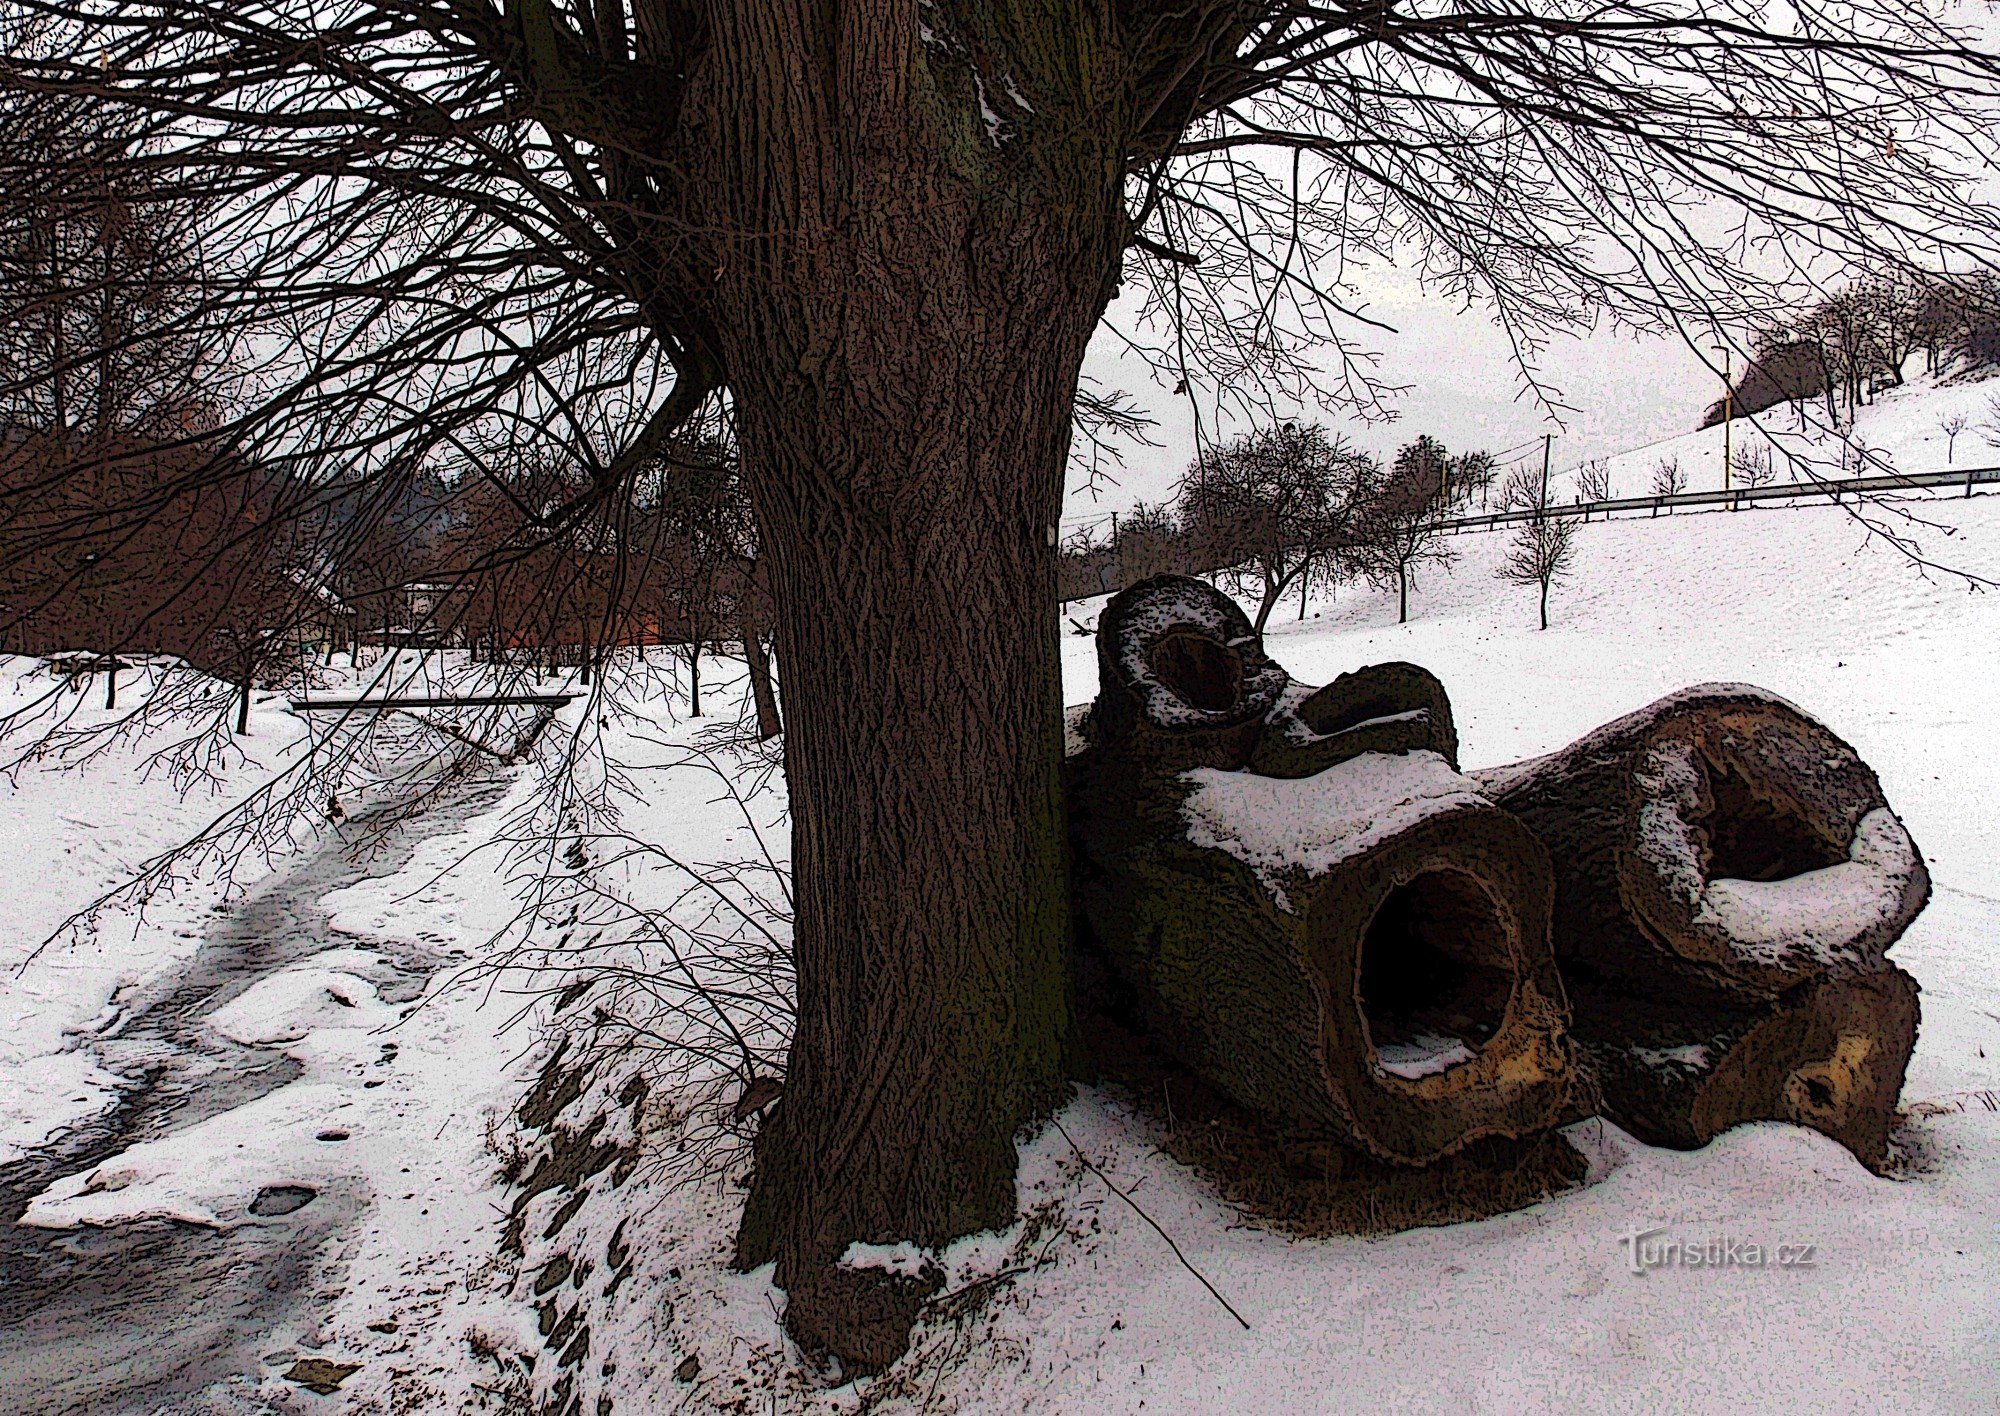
[[5, 406, 2000, 1412]]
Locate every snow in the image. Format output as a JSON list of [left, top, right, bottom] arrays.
[[10, 375, 2000, 1412], [840, 1240, 935, 1280], [1180, 750, 1482, 909], [1375, 1035, 1480, 1080], [0, 657, 313, 1162], [1690, 807, 1922, 971], [1537, 364, 2000, 506], [1632, 1044, 1713, 1072]]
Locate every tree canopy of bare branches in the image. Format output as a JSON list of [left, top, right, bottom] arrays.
[[4, 0, 2000, 1370]]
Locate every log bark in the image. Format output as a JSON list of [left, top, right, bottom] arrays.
[[1475, 685, 1929, 997], [1565, 962, 1919, 1172], [1250, 660, 1458, 777], [1069, 578, 1575, 1163]]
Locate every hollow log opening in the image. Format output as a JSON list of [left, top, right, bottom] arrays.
[[1148, 631, 1242, 713], [1697, 752, 1847, 882], [1358, 870, 1515, 1076]]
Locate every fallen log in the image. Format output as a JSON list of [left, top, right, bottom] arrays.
[[1474, 685, 1927, 1168], [1069, 577, 1575, 1164], [1250, 661, 1459, 777], [1475, 685, 1929, 997], [1566, 963, 1919, 1172]]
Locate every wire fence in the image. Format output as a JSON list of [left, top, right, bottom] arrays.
[[1057, 465, 2000, 604]]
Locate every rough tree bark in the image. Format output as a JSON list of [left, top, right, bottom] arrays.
[[1564, 961, 1919, 1171], [681, 7, 1134, 1366]]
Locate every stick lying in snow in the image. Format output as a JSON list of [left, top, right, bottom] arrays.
[[1050, 1117, 1249, 1331], [1068, 577, 1575, 1164]]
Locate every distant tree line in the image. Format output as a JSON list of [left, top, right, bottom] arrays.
[[1707, 273, 2000, 428], [0, 97, 773, 730], [1060, 426, 1500, 624]]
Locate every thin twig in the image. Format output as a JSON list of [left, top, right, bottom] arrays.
[[1050, 1117, 1249, 1331]]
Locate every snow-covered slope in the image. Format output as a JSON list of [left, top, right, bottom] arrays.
[[1537, 365, 2000, 504], [7, 490, 2000, 1414]]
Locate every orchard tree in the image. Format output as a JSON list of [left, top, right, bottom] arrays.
[[1353, 438, 1462, 623], [1176, 421, 1375, 631], [1496, 483, 1576, 630], [5, 0, 2000, 1366]]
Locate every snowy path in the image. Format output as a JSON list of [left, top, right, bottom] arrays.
[[0, 778, 505, 1416]]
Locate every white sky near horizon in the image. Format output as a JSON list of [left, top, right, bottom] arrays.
[[1065, 271, 1753, 528]]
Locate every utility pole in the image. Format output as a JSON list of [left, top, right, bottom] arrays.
[[1722, 347, 1734, 494], [1541, 433, 1552, 507]]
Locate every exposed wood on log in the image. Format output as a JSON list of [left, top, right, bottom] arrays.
[[1565, 962, 1919, 1172], [1475, 685, 1929, 996]]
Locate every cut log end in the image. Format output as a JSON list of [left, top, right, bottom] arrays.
[[1482, 686, 1929, 995], [1573, 964, 1919, 1173], [1307, 798, 1576, 1164], [1081, 575, 1288, 770]]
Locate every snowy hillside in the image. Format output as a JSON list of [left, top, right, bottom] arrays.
[[4, 492, 1999, 1412], [1538, 365, 2000, 505]]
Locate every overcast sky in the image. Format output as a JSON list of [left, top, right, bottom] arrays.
[[1066, 271, 1728, 531]]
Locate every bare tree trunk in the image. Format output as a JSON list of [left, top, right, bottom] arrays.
[[235, 671, 251, 735], [103, 661, 115, 711], [1398, 558, 1410, 623], [685, 640, 701, 717], [1539, 577, 1549, 630], [720, 267, 1111, 1369], [673, 26, 1126, 1365], [741, 612, 782, 741]]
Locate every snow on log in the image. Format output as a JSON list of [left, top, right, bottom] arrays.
[[1475, 685, 1929, 996], [1565, 963, 1919, 1172], [1069, 579, 1574, 1164]]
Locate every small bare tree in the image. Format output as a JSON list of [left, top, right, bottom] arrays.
[[1652, 456, 1688, 498], [1498, 465, 1544, 513], [1352, 440, 1464, 624], [1497, 506, 1576, 630], [1942, 410, 1971, 464], [1731, 444, 1776, 489], [1577, 459, 1614, 503]]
